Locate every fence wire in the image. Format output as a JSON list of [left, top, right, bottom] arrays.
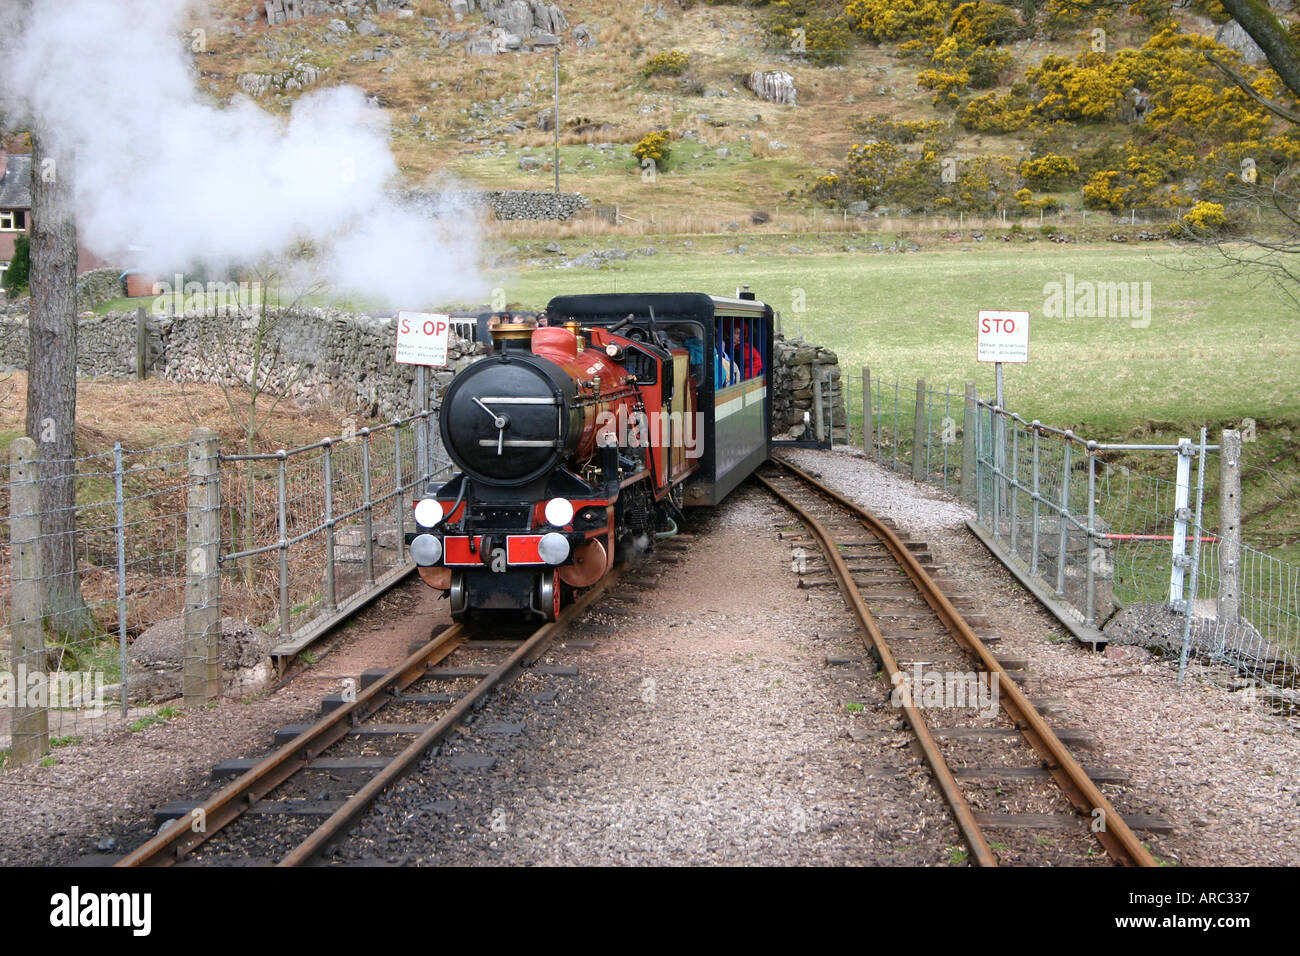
[[1, 443, 191, 753], [3, 405, 453, 767]]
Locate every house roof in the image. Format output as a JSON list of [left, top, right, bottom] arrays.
[[0, 154, 32, 211]]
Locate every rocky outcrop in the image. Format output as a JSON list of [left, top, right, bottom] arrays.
[[1215, 20, 1266, 65], [747, 71, 797, 106], [237, 61, 322, 97]]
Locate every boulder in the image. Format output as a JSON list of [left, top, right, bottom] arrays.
[[747, 70, 796, 106], [126, 616, 273, 702]]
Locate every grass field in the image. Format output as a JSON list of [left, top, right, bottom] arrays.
[[495, 239, 1300, 562], [494, 240, 1300, 433]]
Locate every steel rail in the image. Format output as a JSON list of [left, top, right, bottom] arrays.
[[117, 623, 469, 866], [279, 567, 624, 866], [756, 470, 998, 867], [770, 457, 1156, 867], [119, 569, 621, 867]]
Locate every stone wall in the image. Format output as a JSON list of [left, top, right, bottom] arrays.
[[481, 189, 590, 221], [770, 333, 848, 444], [1, 308, 848, 439], [0, 307, 487, 421]]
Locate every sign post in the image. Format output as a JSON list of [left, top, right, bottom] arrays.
[[396, 311, 452, 478], [977, 309, 1030, 528]]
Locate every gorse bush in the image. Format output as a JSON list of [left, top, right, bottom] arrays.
[[642, 50, 690, 77], [633, 130, 673, 167]]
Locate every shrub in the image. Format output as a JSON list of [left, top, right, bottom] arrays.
[[642, 50, 690, 77], [957, 90, 1031, 132], [1021, 154, 1080, 188], [3, 232, 29, 295], [633, 130, 673, 167], [1182, 200, 1227, 234], [948, 2, 1023, 45], [844, 0, 956, 43]]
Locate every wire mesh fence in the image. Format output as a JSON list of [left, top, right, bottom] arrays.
[[3, 407, 452, 767], [856, 367, 1298, 717], [862, 371, 968, 494], [218, 412, 450, 658], [1, 441, 193, 755]]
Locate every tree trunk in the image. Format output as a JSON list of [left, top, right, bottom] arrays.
[[1219, 0, 1300, 104], [25, 131, 95, 649]]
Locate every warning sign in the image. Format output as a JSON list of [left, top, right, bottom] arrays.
[[395, 311, 451, 367], [977, 309, 1029, 363]]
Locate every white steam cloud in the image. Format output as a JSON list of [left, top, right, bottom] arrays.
[[2, 0, 483, 309]]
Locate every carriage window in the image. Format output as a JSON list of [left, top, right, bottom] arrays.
[[715, 315, 766, 386]]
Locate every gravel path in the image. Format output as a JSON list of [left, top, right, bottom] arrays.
[[3, 446, 1295, 866], [782, 446, 1300, 866]]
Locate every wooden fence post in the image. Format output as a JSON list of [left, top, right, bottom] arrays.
[[184, 428, 221, 707], [8, 438, 48, 764], [135, 307, 148, 380]]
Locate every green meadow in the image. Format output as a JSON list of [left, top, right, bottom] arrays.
[[495, 240, 1300, 436]]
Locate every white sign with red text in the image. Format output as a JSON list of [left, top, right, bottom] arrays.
[[395, 311, 451, 367], [977, 309, 1029, 363]]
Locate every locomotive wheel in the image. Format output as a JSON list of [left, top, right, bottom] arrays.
[[537, 571, 562, 622], [449, 571, 469, 622]]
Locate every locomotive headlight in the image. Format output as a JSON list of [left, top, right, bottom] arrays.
[[538, 531, 570, 566], [413, 497, 444, 528], [544, 497, 574, 527], [409, 534, 442, 566]]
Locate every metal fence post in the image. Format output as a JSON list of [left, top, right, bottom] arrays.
[[1030, 423, 1041, 577], [1170, 438, 1193, 607], [912, 379, 926, 482], [114, 443, 128, 717], [812, 368, 825, 442], [1085, 448, 1097, 626], [322, 439, 337, 614], [891, 382, 900, 472], [361, 428, 376, 588], [974, 401, 986, 524], [1177, 429, 1209, 681], [1218, 429, 1243, 629], [961, 382, 977, 505], [1055, 440, 1073, 598], [862, 367, 872, 455], [184, 427, 221, 707], [1009, 422, 1020, 556], [8, 438, 48, 764], [276, 450, 290, 637], [394, 420, 405, 552]]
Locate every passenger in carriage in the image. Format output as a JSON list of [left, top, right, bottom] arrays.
[[730, 323, 763, 378]]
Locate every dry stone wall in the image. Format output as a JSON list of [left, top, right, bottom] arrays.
[[770, 333, 848, 444], [0, 307, 487, 421], [1, 309, 847, 439]]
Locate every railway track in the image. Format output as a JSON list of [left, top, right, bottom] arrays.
[[758, 457, 1164, 867], [116, 569, 623, 867]]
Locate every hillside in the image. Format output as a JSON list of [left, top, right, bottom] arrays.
[[186, 1, 1286, 233]]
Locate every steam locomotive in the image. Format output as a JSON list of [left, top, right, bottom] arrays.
[[405, 291, 773, 620]]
